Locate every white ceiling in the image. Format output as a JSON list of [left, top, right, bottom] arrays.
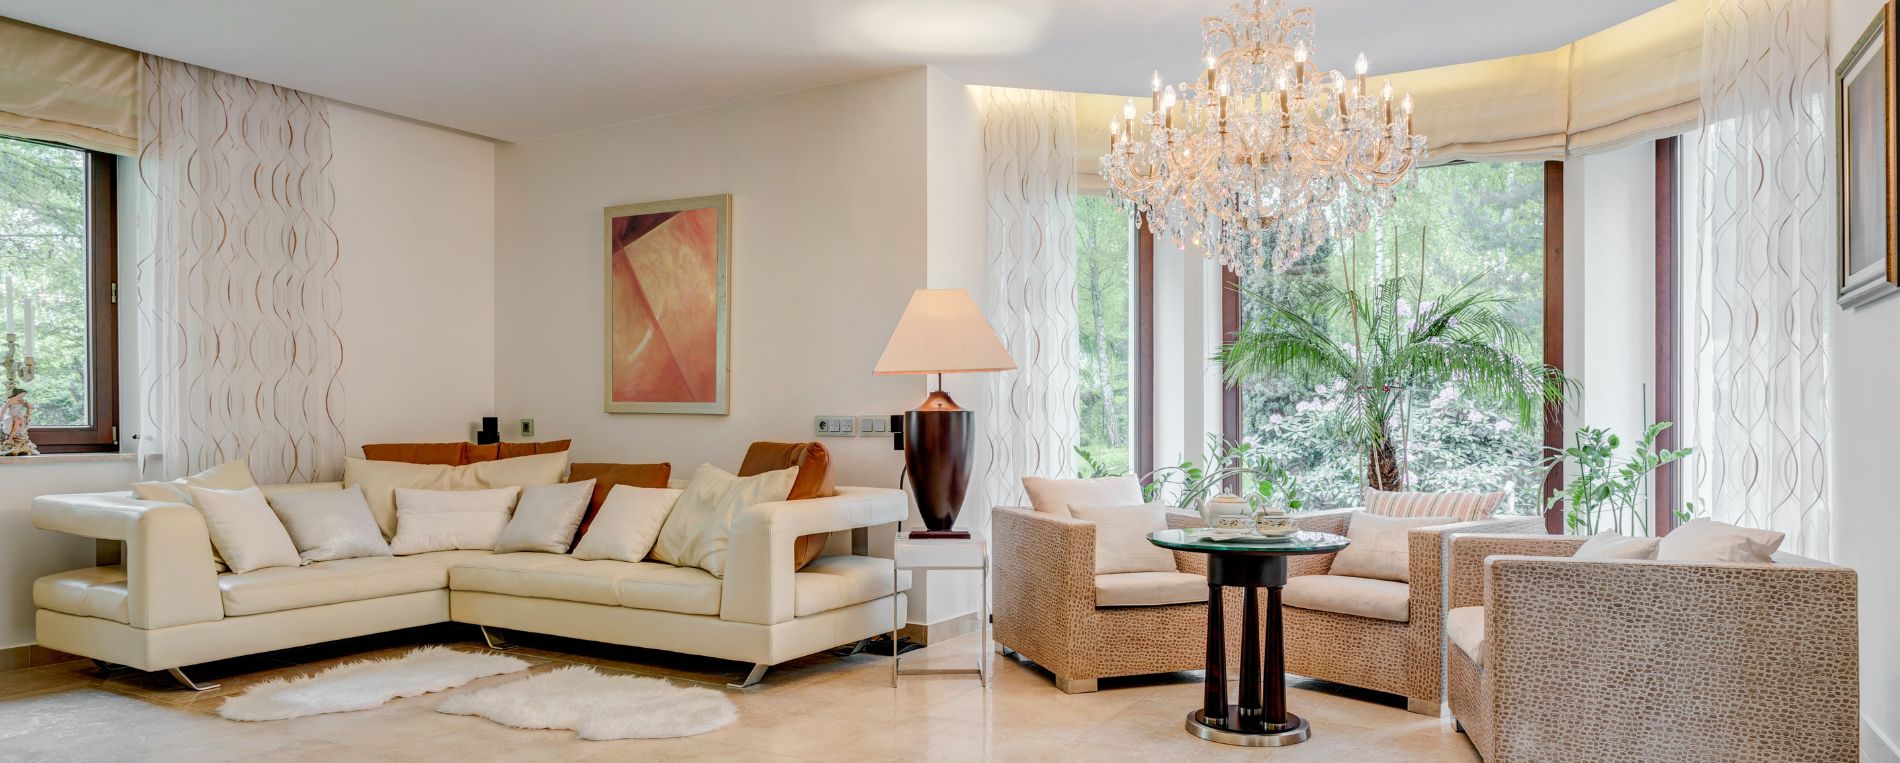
[[1, 0, 1668, 143]]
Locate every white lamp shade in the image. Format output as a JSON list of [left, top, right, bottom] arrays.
[[874, 289, 1016, 375]]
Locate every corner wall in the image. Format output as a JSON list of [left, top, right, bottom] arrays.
[[1828, 0, 1900, 755]]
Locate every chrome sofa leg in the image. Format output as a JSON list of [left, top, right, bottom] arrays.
[[166, 667, 220, 692], [727, 663, 768, 689], [848, 638, 870, 656], [479, 625, 515, 650], [995, 644, 1016, 657], [1407, 696, 1442, 716]]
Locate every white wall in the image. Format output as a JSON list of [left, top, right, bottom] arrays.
[[329, 104, 498, 447], [491, 69, 931, 519], [1827, 0, 1900, 756]]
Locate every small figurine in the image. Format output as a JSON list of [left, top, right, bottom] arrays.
[[0, 387, 36, 456]]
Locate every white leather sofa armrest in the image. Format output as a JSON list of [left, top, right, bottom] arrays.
[[720, 486, 907, 625], [32, 491, 223, 630]]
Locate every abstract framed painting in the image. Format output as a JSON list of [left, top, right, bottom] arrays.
[[603, 195, 730, 414], [1836, 5, 1898, 307]]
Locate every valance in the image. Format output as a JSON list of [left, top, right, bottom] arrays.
[[0, 17, 139, 155]]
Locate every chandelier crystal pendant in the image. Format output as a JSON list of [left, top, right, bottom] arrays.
[[1100, 0, 1425, 274]]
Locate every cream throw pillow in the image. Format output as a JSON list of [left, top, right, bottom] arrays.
[[344, 451, 569, 539], [1021, 476, 1144, 518], [652, 464, 797, 578], [571, 485, 684, 562], [186, 486, 302, 574], [388, 487, 521, 555], [268, 486, 392, 563], [1573, 532, 1661, 560], [1327, 512, 1452, 582], [134, 459, 257, 505], [1656, 518, 1785, 563], [494, 480, 597, 554], [1364, 487, 1502, 522], [1069, 504, 1177, 574]]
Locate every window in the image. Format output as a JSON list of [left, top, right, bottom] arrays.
[[0, 136, 117, 452], [1236, 162, 1550, 511], [1074, 194, 1138, 474]]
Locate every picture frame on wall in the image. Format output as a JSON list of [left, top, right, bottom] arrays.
[[602, 194, 731, 414], [1835, 5, 1898, 307]]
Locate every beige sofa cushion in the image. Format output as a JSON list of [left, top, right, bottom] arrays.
[[449, 553, 724, 616], [1281, 574, 1411, 622], [1447, 605, 1486, 665], [1327, 512, 1451, 582], [1022, 476, 1143, 518], [793, 555, 911, 617], [217, 550, 493, 616], [34, 566, 131, 623], [1069, 504, 1177, 574], [343, 452, 569, 539], [1094, 571, 1204, 607], [1656, 518, 1785, 563], [1573, 532, 1661, 560]]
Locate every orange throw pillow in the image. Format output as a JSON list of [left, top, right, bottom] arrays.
[[738, 442, 837, 570], [360, 442, 468, 466], [566, 462, 673, 549], [364, 440, 572, 466]]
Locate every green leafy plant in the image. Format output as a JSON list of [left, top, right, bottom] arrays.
[[1217, 264, 1568, 492], [1143, 434, 1303, 514], [1074, 445, 1124, 479], [1541, 422, 1694, 536]]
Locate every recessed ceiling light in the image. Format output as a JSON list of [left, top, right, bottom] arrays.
[[842, 0, 1052, 57]]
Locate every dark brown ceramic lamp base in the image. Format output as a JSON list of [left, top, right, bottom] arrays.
[[904, 389, 972, 539]]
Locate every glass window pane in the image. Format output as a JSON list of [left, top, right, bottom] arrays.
[[0, 136, 90, 427], [1239, 162, 1546, 512], [1075, 194, 1135, 475]]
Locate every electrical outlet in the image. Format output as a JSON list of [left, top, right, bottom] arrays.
[[519, 419, 535, 437], [815, 416, 856, 437]]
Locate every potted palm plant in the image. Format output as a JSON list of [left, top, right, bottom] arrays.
[[1217, 268, 1567, 492]]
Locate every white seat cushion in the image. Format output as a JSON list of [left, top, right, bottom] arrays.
[[34, 566, 130, 623], [1281, 574, 1411, 622], [218, 549, 493, 616], [793, 555, 912, 617], [1447, 605, 1486, 666], [1094, 571, 1205, 607], [449, 553, 725, 616]]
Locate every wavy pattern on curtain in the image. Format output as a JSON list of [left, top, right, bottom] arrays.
[[1684, 0, 1831, 556], [136, 55, 345, 484], [977, 87, 1080, 507]]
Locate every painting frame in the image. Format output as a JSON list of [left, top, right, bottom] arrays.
[[1836, 5, 1898, 307], [602, 194, 731, 415]]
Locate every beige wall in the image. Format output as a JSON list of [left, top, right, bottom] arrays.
[[491, 69, 931, 494], [1828, 0, 1900, 757]]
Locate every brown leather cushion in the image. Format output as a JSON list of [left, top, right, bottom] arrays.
[[364, 440, 571, 466], [566, 462, 673, 549], [738, 442, 837, 570], [360, 442, 468, 466]]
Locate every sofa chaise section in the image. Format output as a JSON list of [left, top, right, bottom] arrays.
[[31, 485, 910, 690]]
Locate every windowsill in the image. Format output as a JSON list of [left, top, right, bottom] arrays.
[[0, 452, 136, 466]]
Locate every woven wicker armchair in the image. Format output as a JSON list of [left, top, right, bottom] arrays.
[[993, 506, 1250, 693], [1444, 533, 1860, 762], [1277, 509, 1544, 714]]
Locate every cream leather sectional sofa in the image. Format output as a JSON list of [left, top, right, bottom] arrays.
[[30, 482, 909, 690]]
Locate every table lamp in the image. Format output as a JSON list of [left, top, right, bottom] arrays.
[[874, 289, 1015, 538]]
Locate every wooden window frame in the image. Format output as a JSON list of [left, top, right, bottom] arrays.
[[1134, 215, 1156, 480], [1210, 161, 1568, 526], [1653, 137, 1681, 535], [27, 148, 118, 453]]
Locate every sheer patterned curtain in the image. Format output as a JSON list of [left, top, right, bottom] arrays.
[[976, 87, 1080, 507], [136, 55, 345, 483], [1683, 0, 1830, 556]]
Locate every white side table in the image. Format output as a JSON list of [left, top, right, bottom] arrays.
[[891, 530, 989, 687]]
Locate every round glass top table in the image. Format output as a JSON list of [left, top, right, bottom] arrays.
[[1148, 528, 1350, 747]]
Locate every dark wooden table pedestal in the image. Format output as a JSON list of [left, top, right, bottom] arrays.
[[1188, 553, 1309, 747]]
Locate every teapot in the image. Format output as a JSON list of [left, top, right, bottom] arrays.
[[1202, 493, 1254, 531]]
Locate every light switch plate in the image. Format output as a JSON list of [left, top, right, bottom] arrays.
[[815, 416, 856, 437], [519, 419, 535, 437], [857, 416, 884, 435]]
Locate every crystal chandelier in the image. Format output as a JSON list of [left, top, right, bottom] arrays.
[[1100, 0, 1425, 274]]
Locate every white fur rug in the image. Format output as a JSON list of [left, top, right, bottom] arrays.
[[436, 666, 738, 740], [219, 646, 530, 721]]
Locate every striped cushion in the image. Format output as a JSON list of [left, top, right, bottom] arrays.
[[1363, 488, 1502, 523]]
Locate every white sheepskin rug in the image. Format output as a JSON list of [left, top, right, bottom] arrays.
[[436, 665, 739, 740], [218, 646, 530, 721]]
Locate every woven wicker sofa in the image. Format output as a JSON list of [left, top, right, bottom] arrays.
[[1444, 533, 1860, 762]]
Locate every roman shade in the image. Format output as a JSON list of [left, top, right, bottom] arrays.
[[0, 17, 139, 155]]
